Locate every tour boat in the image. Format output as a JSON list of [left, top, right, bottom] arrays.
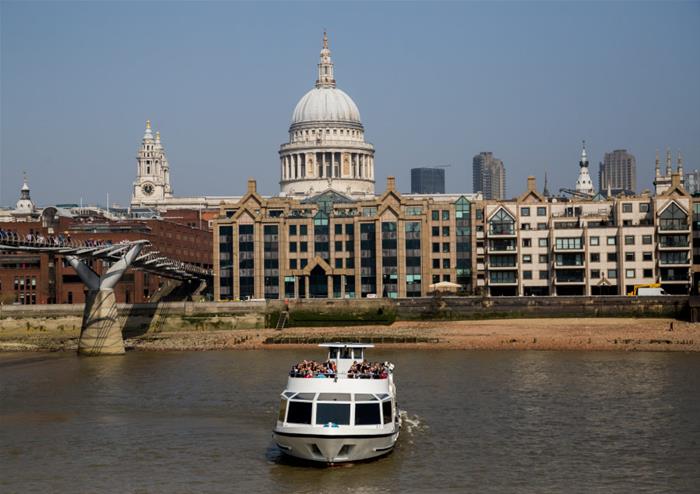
[[272, 343, 400, 464]]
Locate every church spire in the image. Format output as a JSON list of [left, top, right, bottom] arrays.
[[316, 31, 336, 88], [543, 170, 550, 197], [677, 150, 684, 176], [665, 147, 672, 176], [655, 149, 660, 177]]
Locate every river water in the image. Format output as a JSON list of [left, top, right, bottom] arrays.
[[1, 350, 699, 493]]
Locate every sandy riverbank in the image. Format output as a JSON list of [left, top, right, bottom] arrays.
[[0, 317, 698, 352]]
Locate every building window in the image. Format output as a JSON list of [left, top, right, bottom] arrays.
[[590, 269, 600, 279], [442, 243, 450, 253], [432, 226, 439, 237], [289, 225, 297, 236], [289, 242, 297, 252], [289, 259, 297, 269], [537, 223, 547, 230], [539, 270, 549, 280], [335, 224, 343, 235], [300, 242, 308, 252], [432, 259, 440, 269], [642, 235, 653, 245], [442, 210, 450, 221], [300, 225, 308, 235], [345, 224, 354, 235], [538, 238, 549, 247], [522, 238, 532, 247], [643, 268, 653, 278], [659, 202, 688, 230], [626, 269, 635, 278], [523, 270, 532, 280], [335, 258, 343, 269], [537, 207, 547, 216], [625, 252, 635, 262], [624, 235, 635, 245], [539, 254, 548, 263], [442, 259, 450, 269], [640, 203, 650, 213], [521, 207, 530, 216], [643, 252, 653, 262], [607, 236, 616, 245], [555, 237, 582, 250], [590, 236, 599, 246], [523, 254, 532, 264], [607, 253, 617, 262], [335, 241, 343, 251], [590, 253, 600, 262], [622, 203, 633, 213], [489, 209, 515, 235], [442, 227, 450, 237], [432, 242, 440, 253], [432, 210, 439, 221], [608, 269, 617, 279], [300, 259, 308, 268]]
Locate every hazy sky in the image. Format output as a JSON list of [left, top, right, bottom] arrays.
[[1, 0, 699, 206]]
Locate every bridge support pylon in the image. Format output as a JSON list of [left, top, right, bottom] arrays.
[[67, 243, 145, 356]]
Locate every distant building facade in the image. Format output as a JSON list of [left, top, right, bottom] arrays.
[[411, 168, 445, 194], [685, 169, 700, 195], [473, 152, 506, 200], [599, 149, 636, 195], [654, 149, 684, 195]]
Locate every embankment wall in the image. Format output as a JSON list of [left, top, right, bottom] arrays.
[[0, 296, 688, 332]]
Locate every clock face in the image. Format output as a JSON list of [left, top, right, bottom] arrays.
[[142, 183, 154, 195]]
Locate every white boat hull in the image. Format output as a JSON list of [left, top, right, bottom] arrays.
[[273, 429, 400, 463]]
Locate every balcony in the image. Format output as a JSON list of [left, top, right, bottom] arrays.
[[554, 270, 585, 284]]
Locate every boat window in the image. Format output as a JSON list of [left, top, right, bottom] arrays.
[[376, 393, 389, 400], [287, 401, 312, 424], [317, 393, 351, 402], [340, 348, 352, 359], [328, 348, 338, 359], [316, 403, 351, 426], [283, 391, 296, 399], [382, 400, 392, 425], [354, 393, 377, 401], [355, 403, 381, 425], [294, 393, 316, 401], [278, 399, 287, 422], [353, 349, 364, 360]]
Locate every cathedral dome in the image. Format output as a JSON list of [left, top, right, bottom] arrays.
[[292, 87, 361, 125]]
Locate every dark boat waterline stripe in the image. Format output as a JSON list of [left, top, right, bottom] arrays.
[[273, 430, 397, 439]]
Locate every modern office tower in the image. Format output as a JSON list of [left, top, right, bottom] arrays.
[[411, 167, 445, 194], [473, 152, 506, 199], [598, 149, 637, 195]]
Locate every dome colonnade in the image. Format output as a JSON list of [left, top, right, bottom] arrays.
[[279, 32, 375, 198]]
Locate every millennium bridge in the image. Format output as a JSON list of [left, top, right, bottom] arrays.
[[0, 231, 211, 355]]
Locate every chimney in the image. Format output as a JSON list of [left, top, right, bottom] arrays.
[[386, 176, 396, 191], [247, 178, 257, 194], [527, 176, 537, 193], [671, 172, 681, 188]]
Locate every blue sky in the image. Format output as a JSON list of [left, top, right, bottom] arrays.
[[1, 0, 699, 206]]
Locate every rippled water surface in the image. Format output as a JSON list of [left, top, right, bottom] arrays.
[[1, 350, 699, 493]]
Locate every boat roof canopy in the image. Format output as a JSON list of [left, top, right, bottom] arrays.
[[318, 343, 375, 349]]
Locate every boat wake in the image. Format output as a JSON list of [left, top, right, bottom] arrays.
[[400, 410, 427, 435]]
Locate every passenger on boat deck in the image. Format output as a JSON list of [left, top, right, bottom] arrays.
[[347, 360, 388, 379], [289, 359, 337, 378]]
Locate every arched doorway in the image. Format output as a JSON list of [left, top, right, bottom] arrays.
[[309, 265, 328, 298]]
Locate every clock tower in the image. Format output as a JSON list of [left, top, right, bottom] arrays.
[[131, 120, 172, 206]]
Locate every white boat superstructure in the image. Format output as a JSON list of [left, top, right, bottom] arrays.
[[272, 343, 400, 464]]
